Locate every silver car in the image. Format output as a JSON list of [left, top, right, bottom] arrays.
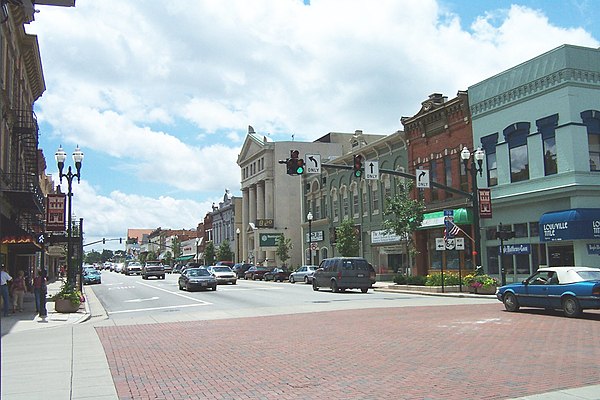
[[289, 265, 319, 284], [207, 265, 237, 285]]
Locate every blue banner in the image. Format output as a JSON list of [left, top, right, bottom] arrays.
[[500, 244, 531, 255]]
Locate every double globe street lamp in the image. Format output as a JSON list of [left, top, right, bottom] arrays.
[[55, 145, 83, 287], [460, 146, 485, 270]]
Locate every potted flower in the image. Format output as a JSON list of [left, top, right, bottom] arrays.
[[51, 282, 83, 313], [464, 273, 499, 294]]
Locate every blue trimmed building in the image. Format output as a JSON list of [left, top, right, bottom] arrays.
[[468, 45, 600, 282]]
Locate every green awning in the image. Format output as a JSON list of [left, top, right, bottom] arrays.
[[175, 255, 194, 262], [419, 208, 472, 229]]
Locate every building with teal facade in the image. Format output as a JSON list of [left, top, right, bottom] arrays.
[[468, 45, 600, 283]]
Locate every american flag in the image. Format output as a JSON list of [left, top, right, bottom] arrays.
[[444, 218, 461, 239]]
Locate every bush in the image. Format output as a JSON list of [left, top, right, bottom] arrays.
[[425, 272, 462, 286], [393, 274, 407, 284], [406, 275, 427, 285]]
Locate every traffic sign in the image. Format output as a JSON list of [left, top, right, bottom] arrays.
[[455, 237, 465, 250], [435, 238, 445, 251], [305, 154, 321, 174], [416, 169, 430, 188], [365, 161, 379, 180]]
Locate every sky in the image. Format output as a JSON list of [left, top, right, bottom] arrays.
[[25, 0, 600, 251]]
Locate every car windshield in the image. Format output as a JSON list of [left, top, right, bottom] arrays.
[[257, 267, 270, 271], [212, 267, 231, 272], [577, 270, 600, 281], [188, 269, 210, 277]]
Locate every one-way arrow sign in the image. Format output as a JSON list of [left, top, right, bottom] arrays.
[[365, 161, 379, 180], [305, 154, 321, 174]]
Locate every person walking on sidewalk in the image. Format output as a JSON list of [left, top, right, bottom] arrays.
[[1, 264, 12, 317], [11, 270, 27, 313], [33, 269, 47, 316]]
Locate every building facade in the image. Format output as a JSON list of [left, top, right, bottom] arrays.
[[207, 189, 241, 263], [303, 130, 407, 275], [469, 44, 600, 283], [401, 92, 475, 277]]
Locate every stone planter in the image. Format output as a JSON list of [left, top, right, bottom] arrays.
[[54, 298, 80, 313], [475, 285, 497, 295]]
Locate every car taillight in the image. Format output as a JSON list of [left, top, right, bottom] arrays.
[[337, 271, 342, 281], [592, 284, 600, 296]]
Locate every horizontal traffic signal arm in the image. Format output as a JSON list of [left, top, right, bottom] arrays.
[[321, 163, 471, 199], [83, 238, 124, 247]]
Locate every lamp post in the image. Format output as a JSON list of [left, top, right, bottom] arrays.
[[236, 228, 241, 263], [307, 212, 313, 265], [461, 146, 485, 270], [55, 145, 83, 288], [195, 238, 200, 263]]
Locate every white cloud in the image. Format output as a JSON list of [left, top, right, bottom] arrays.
[[29, 0, 599, 247]]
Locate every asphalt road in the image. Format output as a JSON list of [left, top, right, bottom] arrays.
[[93, 270, 495, 323]]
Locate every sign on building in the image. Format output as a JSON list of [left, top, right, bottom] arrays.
[[46, 194, 66, 231], [479, 189, 493, 218], [259, 233, 283, 247]]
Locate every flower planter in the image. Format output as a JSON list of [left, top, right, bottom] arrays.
[[475, 285, 497, 295], [54, 298, 80, 313]]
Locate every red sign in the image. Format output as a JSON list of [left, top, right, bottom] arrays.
[[478, 189, 492, 219], [46, 194, 66, 231]]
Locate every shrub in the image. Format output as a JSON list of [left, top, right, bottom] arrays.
[[463, 273, 499, 288], [406, 275, 427, 285], [393, 274, 407, 285], [425, 272, 462, 286]]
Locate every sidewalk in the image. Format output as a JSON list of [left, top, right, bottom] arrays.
[[1, 280, 599, 400]]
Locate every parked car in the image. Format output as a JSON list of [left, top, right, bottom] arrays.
[[125, 262, 142, 276], [142, 261, 166, 280], [312, 257, 372, 293], [206, 266, 237, 285], [232, 263, 254, 279], [178, 268, 217, 291], [496, 266, 600, 317], [163, 264, 173, 274], [289, 265, 318, 284], [83, 268, 101, 285], [264, 268, 290, 282], [172, 264, 185, 274], [244, 266, 271, 280], [216, 261, 235, 268]]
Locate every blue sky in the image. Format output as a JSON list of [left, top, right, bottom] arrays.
[[26, 0, 599, 251]]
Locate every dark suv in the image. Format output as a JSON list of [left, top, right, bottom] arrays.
[[312, 257, 372, 293], [232, 263, 254, 279], [142, 261, 166, 280]]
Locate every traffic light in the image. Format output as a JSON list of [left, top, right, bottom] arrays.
[[102, 238, 105, 244], [353, 155, 363, 178], [286, 150, 304, 175]]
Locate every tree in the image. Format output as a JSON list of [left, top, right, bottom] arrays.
[[336, 218, 360, 257], [204, 241, 216, 265], [140, 252, 148, 264], [171, 237, 182, 259], [217, 240, 233, 262], [146, 251, 157, 261], [101, 249, 114, 263], [275, 234, 292, 269], [164, 251, 172, 266], [84, 250, 102, 264], [383, 180, 425, 260]]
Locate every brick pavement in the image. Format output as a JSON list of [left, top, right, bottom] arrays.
[[96, 304, 600, 400]]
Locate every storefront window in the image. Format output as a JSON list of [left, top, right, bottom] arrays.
[[515, 254, 530, 275], [514, 223, 528, 238], [529, 222, 539, 238], [532, 243, 546, 269], [486, 246, 499, 275], [446, 249, 459, 270]]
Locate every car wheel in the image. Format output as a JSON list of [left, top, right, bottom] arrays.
[[186, 284, 191, 292], [290, 276, 295, 284], [252, 275, 256, 280], [562, 296, 581, 318], [304, 276, 309, 284], [503, 292, 520, 312], [361, 287, 369, 293], [212, 285, 217, 291], [312, 280, 319, 291], [179, 282, 183, 290], [331, 280, 339, 293]]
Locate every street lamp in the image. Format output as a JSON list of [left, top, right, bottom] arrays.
[[461, 146, 485, 271], [236, 227, 241, 263], [55, 145, 83, 287], [307, 211, 313, 265]]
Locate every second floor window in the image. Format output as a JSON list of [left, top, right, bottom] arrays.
[[510, 144, 529, 182]]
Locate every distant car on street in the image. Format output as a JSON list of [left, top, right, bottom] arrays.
[[178, 268, 217, 291], [142, 261, 166, 280], [232, 263, 254, 279], [289, 265, 318, 284], [496, 266, 600, 317], [206, 266, 237, 285], [216, 261, 235, 268], [163, 264, 173, 274], [263, 268, 290, 282], [125, 262, 142, 276], [83, 268, 101, 285], [244, 266, 271, 280]]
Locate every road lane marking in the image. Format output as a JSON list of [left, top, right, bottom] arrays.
[[124, 297, 159, 303], [137, 281, 213, 303]]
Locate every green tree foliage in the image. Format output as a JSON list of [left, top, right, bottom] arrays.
[[139, 252, 148, 264], [101, 249, 114, 262], [164, 251, 172, 266], [275, 234, 292, 268], [146, 251, 157, 261], [84, 250, 102, 264], [204, 241, 216, 265], [383, 180, 425, 257], [171, 237, 182, 259], [216, 240, 233, 262], [336, 218, 360, 257]]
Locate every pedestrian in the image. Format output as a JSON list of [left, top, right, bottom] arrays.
[[59, 265, 65, 278], [33, 269, 47, 315], [1, 264, 12, 317], [11, 270, 27, 313]]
